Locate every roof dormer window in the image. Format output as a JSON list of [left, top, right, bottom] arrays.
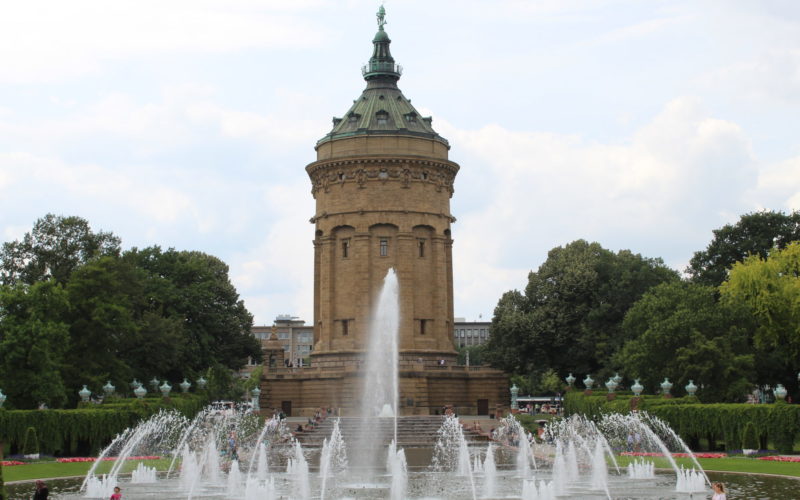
[[404, 112, 417, 123], [348, 113, 360, 124], [376, 110, 389, 125]]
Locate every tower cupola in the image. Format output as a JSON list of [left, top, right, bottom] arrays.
[[362, 6, 402, 81]]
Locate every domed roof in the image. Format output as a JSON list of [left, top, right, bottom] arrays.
[[316, 7, 448, 149]]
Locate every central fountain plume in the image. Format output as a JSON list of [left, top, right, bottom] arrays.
[[355, 268, 400, 467]]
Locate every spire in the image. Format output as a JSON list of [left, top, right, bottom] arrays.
[[362, 5, 402, 81]]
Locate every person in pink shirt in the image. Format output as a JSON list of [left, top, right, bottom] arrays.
[[110, 486, 122, 499]]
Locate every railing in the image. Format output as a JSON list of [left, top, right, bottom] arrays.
[[361, 61, 403, 76]]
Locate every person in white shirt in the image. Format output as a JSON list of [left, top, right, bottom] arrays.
[[711, 482, 727, 500]]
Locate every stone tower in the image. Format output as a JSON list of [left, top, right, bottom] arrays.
[[260, 8, 508, 417], [307, 6, 458, 366]]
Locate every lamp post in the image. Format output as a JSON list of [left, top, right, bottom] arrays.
[[631, 379, 644, 397], [179, 379, 192, 393], [79, 385, 91, 403], [510, 384, 519, 410]]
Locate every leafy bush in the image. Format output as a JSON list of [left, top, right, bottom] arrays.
[[22, 426, 39, 456], [565, 392, 800, 453], [742, 421, 759, 450], [0, 394, 206, 456]]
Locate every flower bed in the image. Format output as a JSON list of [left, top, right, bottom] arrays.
[[621, 452, 727, 459], [757, 456, 800, 462], [1, 460, 26, 466], [56, 455, 161, 463]]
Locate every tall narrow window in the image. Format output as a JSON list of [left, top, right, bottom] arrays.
[[420, 319, 427, 335], [418, 239, 425, 258], [341, 238, 350, 258], [379, 238, 388, 257], [341, 319, 349, 336]]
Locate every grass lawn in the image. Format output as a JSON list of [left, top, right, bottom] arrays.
[[615, 455, 800, 477], [4, 458, 173, 482]]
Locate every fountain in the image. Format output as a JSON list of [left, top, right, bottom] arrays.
[[482, 443, 497, 498], [627, 458, 655, 479], [60, 268, 730, 499]]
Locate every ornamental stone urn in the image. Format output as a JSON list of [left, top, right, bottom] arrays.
[[130, 379, 141, 390], [197, 376, 207, 390], [159, 381, 172, 398], [583, 375, 594, 395], [685, 380, 698, 397], [103, 380, 115, 397], [79, 385, 91, 402], [134, 385, 147, 399], [774, 384, 788, 401], [605, 378, 618, 393], [179, 378, 191, 393], [150, 377, 160, 391], [660, 378, 673, 398], [612, 372, 622, 385], [0, 388, 7, 408], [565, 373, 576, 388], [631, 379, 644, 397]]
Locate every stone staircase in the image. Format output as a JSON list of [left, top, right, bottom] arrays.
[[293, 416, 489, 447]]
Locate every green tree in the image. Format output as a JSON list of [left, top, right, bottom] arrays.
[[485, 240, 678, 381], [0, 214, 120, 285], [688, 210, 800, 287], [63, 256, 145, 395], [456, 344, 487, 366], [124, 247, 260, 371], [617, 281, 755, 402], [720, 242, 800, 368], [0, 281, 70, 409]]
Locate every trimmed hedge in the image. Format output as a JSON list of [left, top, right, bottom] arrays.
[[564, 392, 800, 453], [0, 394, 206, 456]]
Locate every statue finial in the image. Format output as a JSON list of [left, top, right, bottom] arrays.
[[377, 5, 387, 30]]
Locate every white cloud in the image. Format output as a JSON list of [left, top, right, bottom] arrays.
[[0, 1, 330, 83], [441, 97, 759, 316]]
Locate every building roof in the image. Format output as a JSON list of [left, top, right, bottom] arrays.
[[316, 7, 449, 149]]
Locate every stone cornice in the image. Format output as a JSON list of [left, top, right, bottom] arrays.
[[306, 156, 459, 198], [309, 209, 456, 224]]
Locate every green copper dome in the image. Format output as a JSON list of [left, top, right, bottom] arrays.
[[316, 7, 448, 149]]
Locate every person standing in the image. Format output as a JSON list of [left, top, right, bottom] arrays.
[[110, 486, 122, 499], [32, 480, 48, 500]]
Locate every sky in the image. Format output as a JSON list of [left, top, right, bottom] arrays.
[[1, 0, 799, 325]]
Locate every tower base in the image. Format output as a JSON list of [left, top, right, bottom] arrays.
[[259, 361, 509, 417]]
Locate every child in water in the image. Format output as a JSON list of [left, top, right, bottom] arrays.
[[110, 486, 122, 499], [711, 482, 726, 500]]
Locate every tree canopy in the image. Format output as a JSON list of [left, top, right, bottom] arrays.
[[688, 210, 800, 287], [485, 240, 678, 382], [721, 242, 800, 368], [0, 214, 120, 285], [616, 281, 755, 402], [0, 215, 260, 409]]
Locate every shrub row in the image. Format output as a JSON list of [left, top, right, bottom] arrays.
[[0, 394, 206, 456], [564, 391, 800, 453]]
